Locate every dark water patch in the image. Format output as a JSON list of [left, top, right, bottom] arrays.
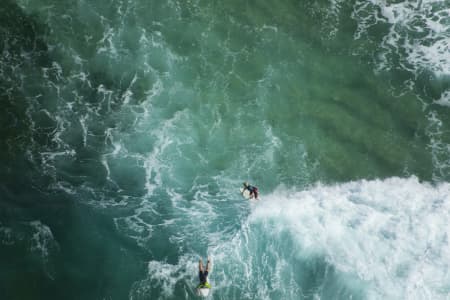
[[0, 0, 48, 63], [0, 0, 51, 197], [0, 4, 148, 299], [0, 192, 149, 300], [416, 71, 450, 103]]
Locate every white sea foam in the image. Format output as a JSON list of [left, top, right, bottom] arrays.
[[97, 26, 118, 57], [327, 0, 345, 38], [142, 110, 189, 197], [126, 177, 450, 299], [29, 221, 58, 262], [435, 90, 450, 108], [29, 221, 59, 280], [130, 255, 199, 299], [426, 111, 450, 181], [210, 177, 450, 299], [352, 0, 450, 78]]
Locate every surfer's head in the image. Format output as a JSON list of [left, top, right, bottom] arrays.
[[243, 182, 249, 187]]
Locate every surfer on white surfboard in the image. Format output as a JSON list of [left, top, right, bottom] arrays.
[[242, 182, 258, 199], [197, 257, 211, 296]]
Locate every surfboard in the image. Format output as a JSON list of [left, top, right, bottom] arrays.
[[240, 187, 251, 199], [197, 288, 210, 297]]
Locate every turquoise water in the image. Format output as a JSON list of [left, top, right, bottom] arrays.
[[1, 0, 450, 299]]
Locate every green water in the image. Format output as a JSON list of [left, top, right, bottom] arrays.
[[1, 0, 449, 299]]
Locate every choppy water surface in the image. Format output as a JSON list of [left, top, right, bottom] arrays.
[[1, 0, 449, 299]]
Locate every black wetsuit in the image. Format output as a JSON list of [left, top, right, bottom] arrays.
[[247, 186, 258, 198], [199, 270, 208, 284]]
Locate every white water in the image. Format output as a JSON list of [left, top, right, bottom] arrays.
[[133, 177, 450, 299], [352, 0, 450, 78]]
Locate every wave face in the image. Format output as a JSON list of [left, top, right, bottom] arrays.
[[0, 0, 449, 299]]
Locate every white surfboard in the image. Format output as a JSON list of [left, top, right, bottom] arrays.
[[240, 187, 251, 199], [197, 288, 210, 297]]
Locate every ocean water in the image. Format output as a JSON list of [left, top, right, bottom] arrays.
[[0, 0, 449, 299]]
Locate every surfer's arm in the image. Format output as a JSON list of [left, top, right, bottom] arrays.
[[206, 257, 211, 272], [199, 258, 204, 272]]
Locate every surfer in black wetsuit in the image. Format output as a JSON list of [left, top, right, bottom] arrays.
[[243, 182, 258, 199], [198, 257, 211, 289]]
